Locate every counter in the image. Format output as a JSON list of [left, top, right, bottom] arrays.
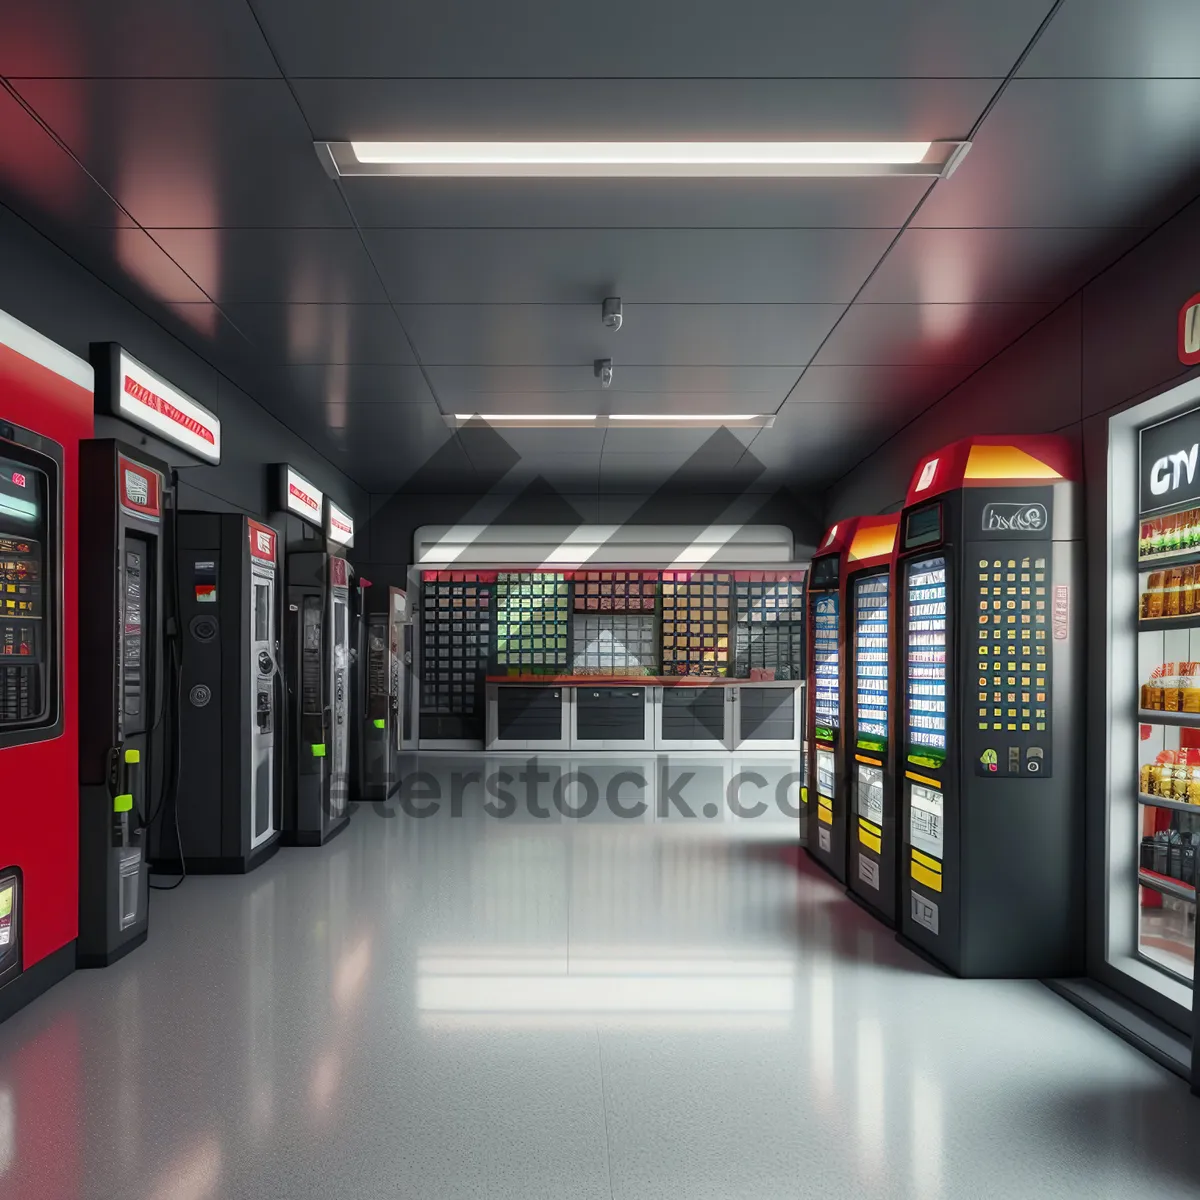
[[484, 677, 802, 752]]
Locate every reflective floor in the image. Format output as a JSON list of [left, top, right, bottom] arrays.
[[3, 753, 1200, 1199]]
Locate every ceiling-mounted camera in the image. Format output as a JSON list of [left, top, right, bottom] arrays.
[[602, 297, 623, 331], [594, 358, 613, 389]]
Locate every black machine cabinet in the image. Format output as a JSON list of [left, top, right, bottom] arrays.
[[896, 439, 1083, 977], [151, 513, 282, 873], [283, 549, 353, 845], [77, 441, 167, 965], [360, 610, 394, 802]]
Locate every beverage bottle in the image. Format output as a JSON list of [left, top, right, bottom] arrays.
[[1168, 514, 1181, 553], [1147, 573, 1165, 619], [1153, 517, 1167, 557], [1140, 522, 1152, 558], [1184, 565, 1196, 616]]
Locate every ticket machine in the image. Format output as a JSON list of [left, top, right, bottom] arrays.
[[895, 436, 1083, 976], [805, 518, 860, 881], [151, 513, 282, 873], [281, 490, 355, 845], [843, 514, 901, 924], [77, 441, 167, 965], [0, 308, 92, 1021]]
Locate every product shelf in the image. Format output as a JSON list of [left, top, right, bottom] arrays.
[[1138, 792, 1200, 815], [1138, 868, 1197, 903], [1137, 709, 1200, 728], [1137, 616, 1200, 633], [1137, 550, 1200, 571]]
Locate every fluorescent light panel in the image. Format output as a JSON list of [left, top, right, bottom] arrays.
[[447, 413, 775, 429], [317, 140, 970, 179]]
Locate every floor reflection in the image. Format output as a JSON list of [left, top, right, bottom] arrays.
[[0, 751, 1196, 1199]]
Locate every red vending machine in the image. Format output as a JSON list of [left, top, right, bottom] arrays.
[[843, 514, 901, 924], [805, 518, 860, 880], [894, 436, 1083, 976], [0, 308, 92, 1022]]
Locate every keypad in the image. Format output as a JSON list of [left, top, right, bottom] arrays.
[[973, 552, 1052, 777]]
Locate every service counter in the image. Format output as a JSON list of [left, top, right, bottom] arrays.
[[484, 677, 802, 752]]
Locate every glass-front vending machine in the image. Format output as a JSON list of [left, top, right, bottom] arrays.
[[844, 514, 900, 923], [895, 436, 1083, 976], [805, 518, 859, 880], [1105, 381, 1200, 1044]]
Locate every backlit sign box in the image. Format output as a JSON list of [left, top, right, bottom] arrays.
[[92, 343, 221, 463], [326, 499, 354, 547], [1139, 406, 1200, 515], [1179, 293, 1200, 367], [278, 464, 323, 527]]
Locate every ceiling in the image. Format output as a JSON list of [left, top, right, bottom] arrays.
[[2, 0, 1200, 496]]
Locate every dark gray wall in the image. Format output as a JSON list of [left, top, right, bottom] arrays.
[[825, 193, 1200, 519], [0, 201, 367, 526]]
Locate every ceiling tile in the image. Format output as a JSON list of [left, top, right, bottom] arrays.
[[12, 79, 348, 229], [1018, 0, 1200, 77], [298, 76, 990, 141], [0, 0, 279, 77], [398, 304, 841, 368], [148, 229, 389, 303], [254, 0, 1049, 77], [268, 364, 436, 414], [221, 304, 415, 364], [423, 365, 795, 404], [340, 177, 930, 231], [362, 229, 894, 304], [812, 301, 1052, 366], [857, 227, 1133, 304], [785, 363, 970, 409], [916, 79, 1200, 229], [0, 85, 133, 228]]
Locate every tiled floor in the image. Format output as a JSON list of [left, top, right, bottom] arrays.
[[2, 754, 1199, 1199]]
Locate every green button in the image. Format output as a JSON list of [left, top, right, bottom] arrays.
[[373, 719, 386, 729], [311, 744, 326, 757], [114, 793, 133, 813], [124, 748, 140, 764]]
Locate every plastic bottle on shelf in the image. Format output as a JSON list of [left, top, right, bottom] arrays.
[[1140, 522, 1153, 559], [1165, 663, 1184, 712], [1152, 517, 1168, 558], [1167, 568, 1184, 617], [1183, 664, 1200, 713], [1146, 573, 1165, 619]]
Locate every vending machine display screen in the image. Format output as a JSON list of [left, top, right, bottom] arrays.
[[854, 571, 889, 754], [812, 592, 840, 741], [905, 556, 948, 769], [0, 455, 48, 727]]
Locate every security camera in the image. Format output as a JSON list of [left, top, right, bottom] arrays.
[[594, 358, 613, 389], [602, 297, 623, 332]]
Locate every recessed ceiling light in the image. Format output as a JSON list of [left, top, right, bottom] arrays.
[[316, 140, 970, 179], [446, 413, 775, 429]]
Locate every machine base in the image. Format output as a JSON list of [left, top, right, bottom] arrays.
[[0, 941, 76, 1026], [895, 932, 958, 976], [803, 844, 845, 885], [283, 813, 350, 848], [76, 927, 148, 970], [150, 834, 282, 876], [845, 884, 895, 930]]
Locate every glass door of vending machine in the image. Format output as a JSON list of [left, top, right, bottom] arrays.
[[806, 520, 856, 880], [845, 515, 900, 921], [249, 557, 278, 850], [1107, 388, 1200, 1031]]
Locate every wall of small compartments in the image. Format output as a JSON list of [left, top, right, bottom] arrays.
[[418, 566, 807, 713], [660, 571, 732, 676], [573, 570, 658, 611], [494, 571, 570, 672], [420, 571, 493, 714], [734, 571, 806, 679]]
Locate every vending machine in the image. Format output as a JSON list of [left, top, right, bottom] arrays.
[[281, 493, 355, 846], [844, 514, 901, 923], [360, 587, 409, 802], [152, 513, 282, 873], [0, 308, 92, 1021], [805, 518, 860, 880], [895, 435, 1083, 976], [77, 441, 168, 966]]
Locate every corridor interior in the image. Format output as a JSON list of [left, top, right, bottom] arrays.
[[2, 755, 1196, 1200]]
